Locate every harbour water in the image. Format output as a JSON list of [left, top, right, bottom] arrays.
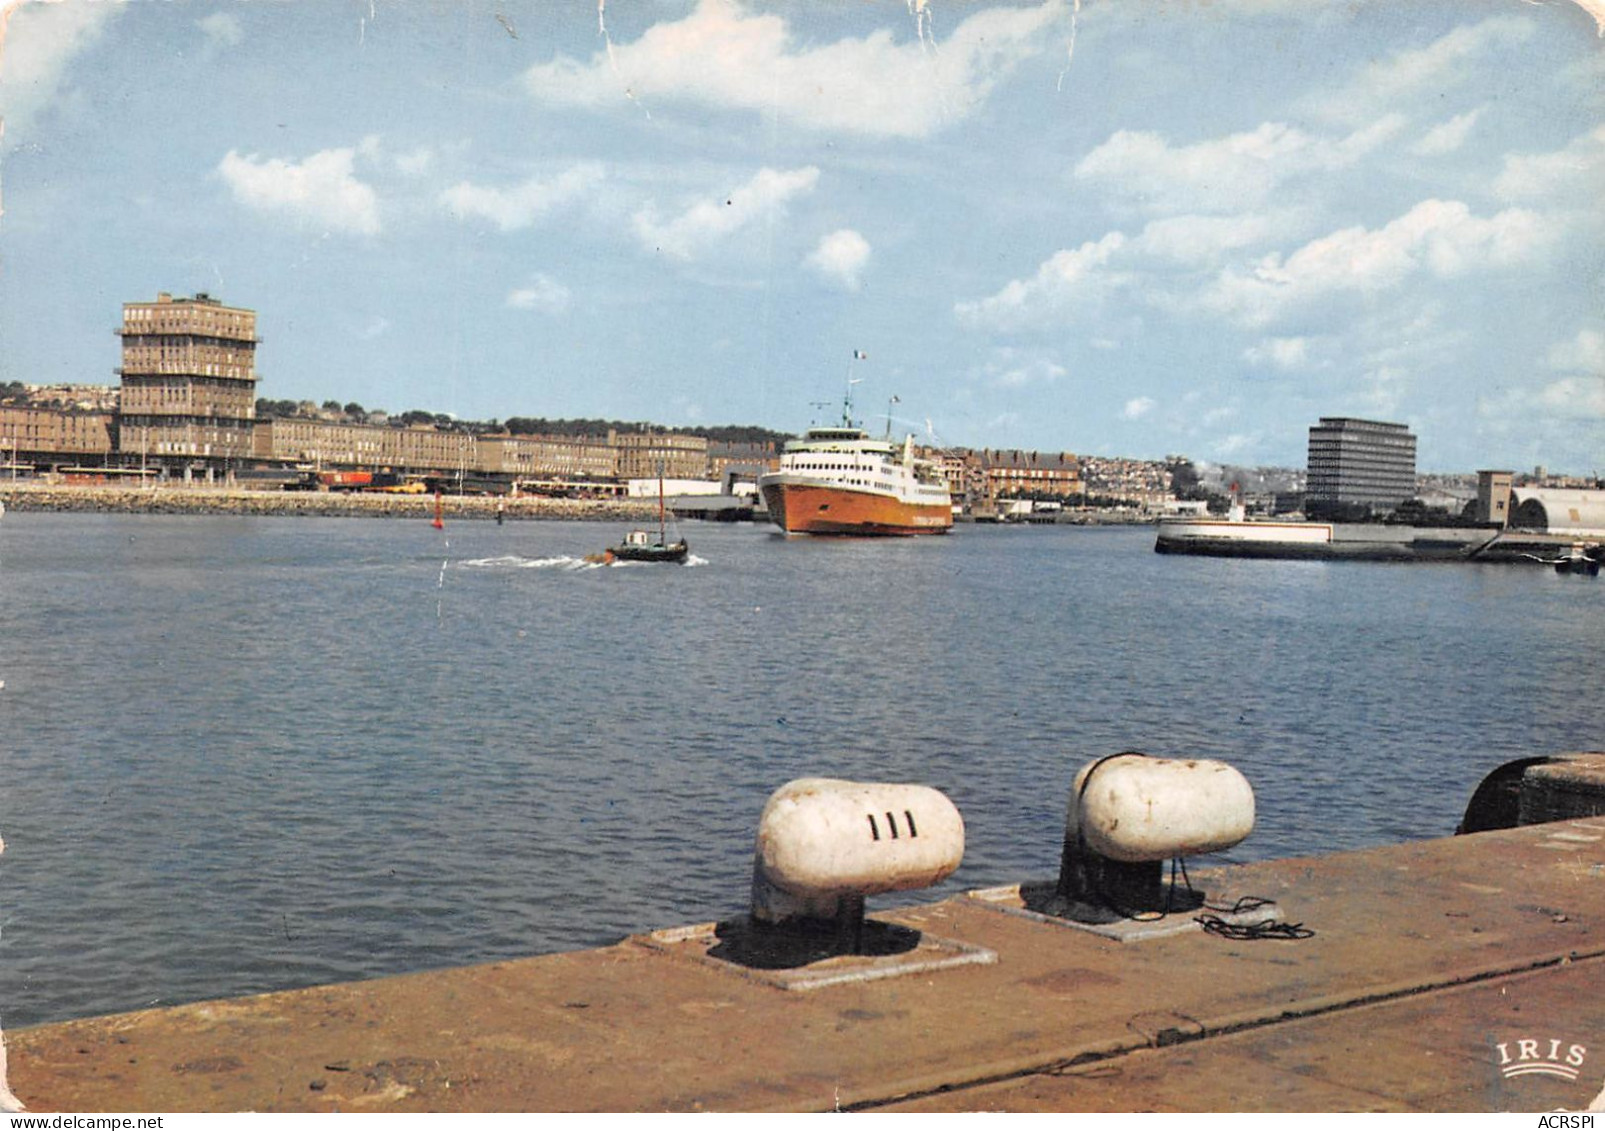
[[0, 514, 1599, 1028]]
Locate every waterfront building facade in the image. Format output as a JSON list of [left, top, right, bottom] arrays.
[[253, 417, 472, 474], [1305, 417, 1417, 518], [253, 417, 394, 468], [253, 418, 623, 484], [612, 430, 709, 480], [933, 451, 976, 502], [389, 424, 478, 474], [940, 449, 1088, 505], [475, 432, 618, 482], [978, 449, 1084, 499], [706, 441, 779, 481], [0, 407, 115, 467], [116, 293, 259, 471]]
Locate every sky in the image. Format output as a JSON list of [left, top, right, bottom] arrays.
[[0, 0, 1601, 474]]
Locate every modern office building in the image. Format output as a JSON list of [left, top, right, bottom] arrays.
[[1305, 417, 1417, 518], [116, 292, 259, 473]]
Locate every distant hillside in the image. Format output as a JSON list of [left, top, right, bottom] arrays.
[[251, 400, 790, 447], [1193, 463, 1305, 494], [504, 418, 789, 446]]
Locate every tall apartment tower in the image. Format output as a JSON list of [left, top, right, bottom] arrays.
[[1305, 417, 1416, 518], [117, 292, 259, 471]]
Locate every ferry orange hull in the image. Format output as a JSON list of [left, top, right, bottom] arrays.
[[761, 481, 952, 535]]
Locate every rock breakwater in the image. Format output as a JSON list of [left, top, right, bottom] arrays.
[[0, 484, 658, 522]]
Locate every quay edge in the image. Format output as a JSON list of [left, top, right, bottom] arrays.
[[7, 753, 1605, 1113], [1155, 517, 1602, 566]]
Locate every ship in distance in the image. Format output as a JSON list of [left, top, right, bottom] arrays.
[[758, 396, 953, 536]]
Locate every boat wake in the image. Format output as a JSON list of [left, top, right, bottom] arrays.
[[595, 552, 707, 568], [458, 554, 606, 571], [459, 552, 706, 570], [604, 552, 706, 568]]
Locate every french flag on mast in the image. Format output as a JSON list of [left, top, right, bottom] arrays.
[[852, 349, 868, 360]]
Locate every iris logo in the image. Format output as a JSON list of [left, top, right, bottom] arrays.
[[1497, 1038, 1589, 1081]]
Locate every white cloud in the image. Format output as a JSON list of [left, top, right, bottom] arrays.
[[1547, 328, 1605, 373], [971, 347, 1066, 390], [1356, 365, 1410, 417], [1411, 109, 1482, 156], [523, 0, 1057, 139], [1243, 337, 1311, 370], [393, 147, 435, 177], [954, 232, 1127, 331], [1536, 375, 1605, 419], [1334, 304, 1467, 414], [217, 147, 381, 235], [1212, 433, 1255, 458], [441, 163, 604, 231], [1134, 211, 1300, 266], [197, 12, 244, 50], [1312, 16, 1533, 125], [956, 193, 1556, 346], [805, 229, 871, 290], [0, 0, 122, 145], [1074, 117, 1403, 215], [1121, 396, 1155, 420], [1494, 125, 1605, 202], [633, 165, 819, 260], [506, 274, 571, 314], [1203, 199, 1554, 327]]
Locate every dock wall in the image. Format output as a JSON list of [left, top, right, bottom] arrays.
[[1521, 757, 1605, 826], [7, 757, 1605, 1113], [1155, 520, 1597, 564]]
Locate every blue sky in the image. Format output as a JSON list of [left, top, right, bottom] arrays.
[[1, 0, 1601, 473]]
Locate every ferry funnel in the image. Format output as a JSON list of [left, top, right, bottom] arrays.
[[750, 778, 964, 952]]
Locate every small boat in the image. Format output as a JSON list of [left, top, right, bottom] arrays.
[[600, 463, 689, 564], [605, 528, 690, 564]]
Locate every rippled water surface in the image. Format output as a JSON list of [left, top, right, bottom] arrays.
[[1, 513, 1599, 1025]]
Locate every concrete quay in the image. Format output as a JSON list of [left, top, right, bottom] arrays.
[[8, 806, 1604, 1113]]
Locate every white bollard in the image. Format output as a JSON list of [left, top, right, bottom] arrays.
[[1059, 752, 1255, 916], [751, 778, 965, 934], [1068, 753, 1255, 863]]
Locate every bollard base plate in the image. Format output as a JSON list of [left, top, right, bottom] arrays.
[[965, 881, 1282, 943], [632, 917, 996, 991]]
